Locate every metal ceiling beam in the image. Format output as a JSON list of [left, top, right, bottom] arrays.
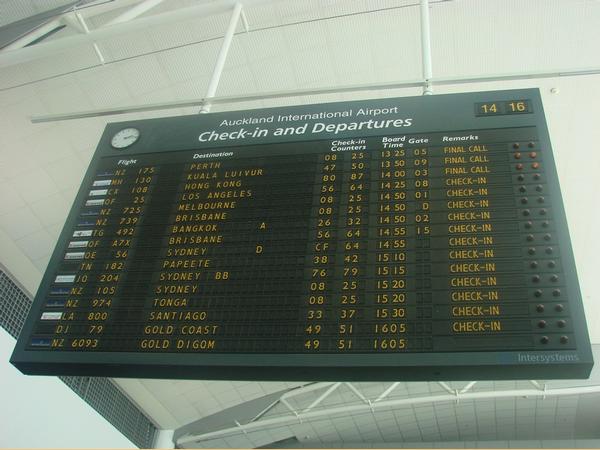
[[26, 1, 158, 66], [28, 67, 600, 123], [74, 11, 105, 64], [0, 0, 274, 67], [419, 0, 433, 95], [374, 382, 400, 402], [459, 381, 477, 394], [302, 383, 341, 413], [345, 382, 369, 405], [199, 3, 244, 114], [61, 13, 86, 34], [177, 383, 600, 445], [1, 18, 66, 51], [0, 0, 145, 51], [103, 0, 165, 26]]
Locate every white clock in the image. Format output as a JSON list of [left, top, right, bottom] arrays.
[[111, 127, 140, 149]]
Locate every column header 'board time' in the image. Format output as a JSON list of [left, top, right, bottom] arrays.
[[11, 89, 593, 380]]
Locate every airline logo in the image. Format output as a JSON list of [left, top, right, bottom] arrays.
[[30, 338, 51, 347], [68, 241, 89, 249], [54, 275, 75, 283], [73, 230, 93, 237], [92, 179, 112, 187], [50, 287, 70, 295], [85, 199, 105, 207], [64, 252, 84, 260], [89, 189, 108, 196], [46, 298, 66, 307], [41, 312, 62, 320]]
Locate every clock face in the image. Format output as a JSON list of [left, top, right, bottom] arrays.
[[111, 127, 140, 149]]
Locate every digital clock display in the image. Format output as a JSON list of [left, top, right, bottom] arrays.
[[11, 89, 593, 381]]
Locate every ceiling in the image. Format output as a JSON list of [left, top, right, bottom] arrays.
[[1, 0, 600, 447], [183, 378, 600, 448]]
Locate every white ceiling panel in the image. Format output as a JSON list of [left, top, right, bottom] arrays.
[[0, 179, 26, 210], [0, 205, 44, 241], [29, 191, 71, 228], [430, 0, 600, 78], [14, 227, 54, 261], [74, 67, 134, 108], [155, 41, 219, 84], [145, 12, 229, 54], [11, 166, 60, 203]]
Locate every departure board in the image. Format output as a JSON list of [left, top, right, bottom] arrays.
[[11, 89, 593, 380]]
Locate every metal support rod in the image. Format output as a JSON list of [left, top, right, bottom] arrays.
[[278, 397, 296, 413], [530, 380, 543, 390], [234, 420, 248, 435], [104, 0, 165, 26], [241, 9, 250, 32], [419, 0, 433, 95], [302, 382, 341, 413], [374, 382, 400, 403], [459, 381, 477, 394], [29, 66, 600, 123], [199, 3, 244, 113], [75, 12, 105, 65], [437, 381, 454, 394], [0, 1, 251, 67], [345, 382, 369, 405], [61, 13, 86, 34], [250, 399, 280, 422]]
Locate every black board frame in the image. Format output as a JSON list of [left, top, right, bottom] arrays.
[[11, 88, 593, 380]]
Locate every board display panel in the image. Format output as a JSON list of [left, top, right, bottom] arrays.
[[11, 89, 593, 380]]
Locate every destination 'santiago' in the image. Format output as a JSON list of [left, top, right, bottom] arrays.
[[142, 160, 263, 352]]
